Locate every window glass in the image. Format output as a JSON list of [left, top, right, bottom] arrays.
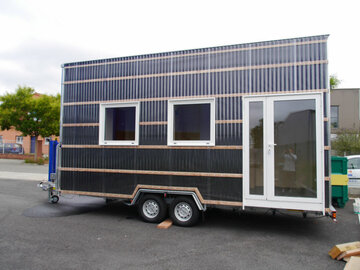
[[168, 98, 215, 146], [331, 106, 339, 128], [99, 102, 139, 145], [348, 158, 360, 169], [105, 107, 135, 141], [174, 104, 210, 140]]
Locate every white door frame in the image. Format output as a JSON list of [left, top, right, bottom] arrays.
[[243, 93, 324, 212]]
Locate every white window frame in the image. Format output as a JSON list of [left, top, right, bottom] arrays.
[[16, 136, 23, 144], [44, 137, 51, 145], [99, 102, 140, 146], [167, 98, 215, 146]]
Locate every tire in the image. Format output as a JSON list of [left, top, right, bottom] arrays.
[[169, 196, 200, 227], [138, 194, 167, 223], [51, 195, 59, 204]]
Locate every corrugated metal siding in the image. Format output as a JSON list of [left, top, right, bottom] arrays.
[[60, 35, 329, 203]]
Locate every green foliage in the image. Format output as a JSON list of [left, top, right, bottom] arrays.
[[330, 74, 341, 89], [332, 132, 360, 156], [24, 157, 46, 165], [0, 86, 60, 137]]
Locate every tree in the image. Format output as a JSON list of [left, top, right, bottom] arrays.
[[330, 74, 341, 89], [332, 131, 360, 156], [0, 86, 60, 160]]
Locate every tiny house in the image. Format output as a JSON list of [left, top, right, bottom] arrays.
[[53, 35, 334, 226]]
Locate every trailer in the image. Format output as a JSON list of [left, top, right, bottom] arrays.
[[51, 35, 335, 226]]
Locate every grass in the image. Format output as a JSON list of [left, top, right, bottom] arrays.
[[24, 157, 48, 165]]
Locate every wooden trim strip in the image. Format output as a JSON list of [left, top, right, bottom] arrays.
[[325, 177, 330, 181], [59, 167, 243, 178], [61, 190, 132, 199], [203, 200, 243, 206], [216, 119, 243, 124], [63, 120, 244, 127], [60, 184, 243, 207], [62, 123, 99, 127], [324, 146, 331, 151], [139, 121, 167, 126], [63, 89, 328, 107], [64, 39, 327, 69], [61, 144, 243, 150], [63, 60, 328, 85]]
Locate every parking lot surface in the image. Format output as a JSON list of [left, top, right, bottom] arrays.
[[0, 178, 359, 270]]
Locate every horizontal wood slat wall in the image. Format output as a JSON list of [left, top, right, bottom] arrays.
[[63, 89, 328, 106], [59, 167, 243, 178], [64, 60, 328, 85], [60, 184, 244, 207], [61, 145, 243, 150], [64, 39, 327, 69]]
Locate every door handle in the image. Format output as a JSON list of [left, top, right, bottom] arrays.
[[268, 143, 277, 153]]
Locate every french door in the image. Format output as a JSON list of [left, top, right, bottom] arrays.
[[243, 93, 324, 211]]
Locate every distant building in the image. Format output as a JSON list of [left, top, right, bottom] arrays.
[[0, 129, 53, 155], [330, 88, 360, 135], [0, 92, 57, 156]]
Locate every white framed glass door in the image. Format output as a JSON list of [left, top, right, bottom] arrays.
[[243, 93, 324, 211]]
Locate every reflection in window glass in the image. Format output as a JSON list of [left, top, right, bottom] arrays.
[[274, 99, 317, 198], [348, 158, 360, 169], [249, 101, 264, 195], [331, 106, 339, 128], [174, 104, 210, 141], [105, 107, 135, 140]]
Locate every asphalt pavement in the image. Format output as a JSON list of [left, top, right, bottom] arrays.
[[0, 159, 359, 270]]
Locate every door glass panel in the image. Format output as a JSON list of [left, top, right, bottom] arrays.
[[274, 99, 317, 198], [249, 101, 264, 195]]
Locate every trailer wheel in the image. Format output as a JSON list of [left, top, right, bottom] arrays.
[[50, 195, 59, 204], [170, 196, 200, 227], [138, 194, 167, 223]]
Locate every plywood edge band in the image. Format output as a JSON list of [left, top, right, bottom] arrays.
[[140, 121, 167, 126], [64, 39, 328, 69], [324, 146, 331, 150], [61, 144, 243, 150], [63, 123, 99, 127], [325, 177, 330, 181], [61, 190, 132, 199], [63, 89, 327, 106], [60, 185, 243, 207], [63, 120, 243, 127], [203, 200, 243, 206], [216, 119, 243, 124], [59, 167, 243, 178], [63, 60, 328, 85]]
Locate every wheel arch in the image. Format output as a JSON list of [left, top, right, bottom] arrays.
[[131, 188, 205, 211]]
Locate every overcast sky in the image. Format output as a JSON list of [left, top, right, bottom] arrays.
[[0, 0, 359, 96]]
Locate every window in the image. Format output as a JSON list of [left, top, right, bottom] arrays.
[[168, 98, 215, 146], [45, 137, 51, 145], [348, 158, 360, 170], [99, 102, 139, 145], [331, 105, 339, 128], [16, 136, 23, 144]]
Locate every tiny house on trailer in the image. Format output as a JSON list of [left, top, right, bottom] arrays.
[[53, 35, 334, 226]]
